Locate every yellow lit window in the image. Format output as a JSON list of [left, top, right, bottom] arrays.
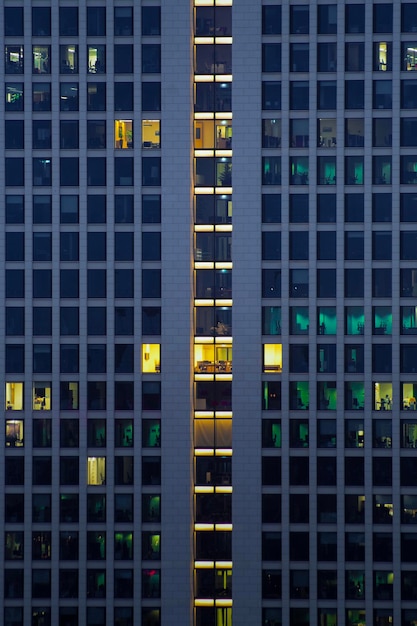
[[5, 420, 24, 447], [142, 344, 161, 373], [195, 119, 215, 149], [263, 344, 282, 372], [195, 344, 232, 372], [32, 383, 51, 410], [142, 120, 160, 149], [115, 120, 133, 149], [87, 457, 106, 485], [5, 382, 24, 410]]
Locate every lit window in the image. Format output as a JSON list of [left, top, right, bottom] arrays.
[[87, 457, 106, 485], [5, 382, 24, 410], [32, 382, 51, 410], [263, 344, 282, 373], [115, 119, 133, 149], [5, 420, 24, 447], [142, 344, 161, 373], [142, 120, 160, 149]]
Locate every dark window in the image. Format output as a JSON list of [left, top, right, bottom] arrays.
[[60, 307, 79, 335], [33, 456, 52, 485], [33, 195, 52, 224], [32, 7, 51, 36], [142, 6, 161, 35], [263, 43, 282, 72], [87, 195, 106, 224], [142, 82, 161, 111], [372, 345, 392, 373], [33, 120, 51, 149], [116, 195, 134, 223], [262, 5, 281, 34], [115, 381, 134, 410], [87, 232, 106, 261], [373, 118, 392, 147], [60, 232, 79, 262], [373, 80, 392, 109], [88, 82, 106, 111], [33, 308, 52, 336], [115, 7, 133, 36], [6, 307, 24, 336], [33, 269, 52, 298], [114, 232, 134, 261], [59, 7, 78, 36], [60, 120, 79, 149], [87, 157, 106, 186], [401, 80, 417, 109], [87, 120, 106, 149], [60, 269, 79, 299], [5, 120, 24, 149], [60, 157, 79, 187], [290, 81, 309, 110], [345, 269, 364, 297], [5, 157, 24, 186], [88, 269, 106, 298], [318, 42, 337, 72], [142, 232, 161, 261], [142, 269, 161, 298], [373, 231, 392, 260], [345, 80, 364, 109], [33, 344, 52, 373], [262, 232, 281, 261], [290, 232, 309, 260], [6, 232, 24, 261], [6, 269, 24, 298], [115, 269, 133, 298], [114, 82, 133, 111], [373, 193, 392, 222], [262, 81, 281, 110], [346, 4, 364, 33], [115, 44, 133, 73], [317, 269, 336, 298], [87, 344, 106, 373], [6, 195, 24, 223], [60, 456, 79, 485], [290, 195, 308, 222], [345, 42, 364, 71], [142, 158, 161, 186], [115, 157, 134, 186], [87, 381, 106, 410], [115, 307, 134, 335], [87, 307, 106, 336], [345, 231, 364, 260], [318, 4, 337, 34], [290, 5, 309, 34], [33, 232, 51, 261], [142, 44, 161, 73], [401, 118, 417, 147], [317, 231, 336, 260], [318, 81, 336, 109], [33, 82, 51, 111], [373, 268, 392, 297], [5, 345, 24, 373], [373, 4, 393, 32], [142, 307, 161, 335], [402, 4, 417, 32], [60, 345, 79, 374], [87, 7, 106, 36], [4, 7, 23, 37], [115, 344, 134, 373]]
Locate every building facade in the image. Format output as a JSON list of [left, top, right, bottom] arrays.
[[1, 1, 417, 625]]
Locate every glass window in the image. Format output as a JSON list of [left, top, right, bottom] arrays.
[[142, 82, 161, 111], [32, 7, 50, 36], [115, 44, 133, 73], [5, 82, 23, 111], [345, 42, 365, 72], [290, 157, 308, 185], [262, 5, 281, 34], [373, 80, 392, 109], [318, 43, 337, 72], [115, 82, 133, 111], [5, 120, 24, 149], [318, 118, 336, 147], [5, 7, 24, 36], [345, 193, 364, 222], [32, 120, 51, 150], [60, 45, 78, 74], [116, 194, 134, 223], [87, 157, 106, 186], [345, 80, 364, 109], [5, 45, 23, 74], [60, 307, 79, 336], [318, 5, 337, 34], [142, 44, 160, 73], [88, 82, 106, 111], [317, 232, 336, 260], [115, 7, 133, 36], [6, 195, 24, 223], [87, 120, 106, 149], [373, 231, 392, 260], [401, 80, 417, 108], [87, 45, 106, 74], [289, 268, 308, 297], [32, 82, 51, 112], [318, 80, 336, 109], [290, 43, 308, 72], [59, 7, 78, 36], [345, 156, 364, 185], [115, 120, 133, 149], [142, 6, 161, 36], [32, 46, 50, 74], [373, 4, 393, 32], [373, 193, 391, 222], [60, 82, 78, 111], [317, 156, 336, 185], [289, 194, 308, 222], [290, 118, 309, 147], [402, 4, 417, 32], [87, 307, 106, 336], [290, 81, 309, 110], [332, 7, 354, 35], [262, 81, 281, 110], [374, 41, 392, 71], [87, 7, 106, 36], [115, 157, 134, 186], [290, 6, 309, 34], [33, 307, 52, 335]]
